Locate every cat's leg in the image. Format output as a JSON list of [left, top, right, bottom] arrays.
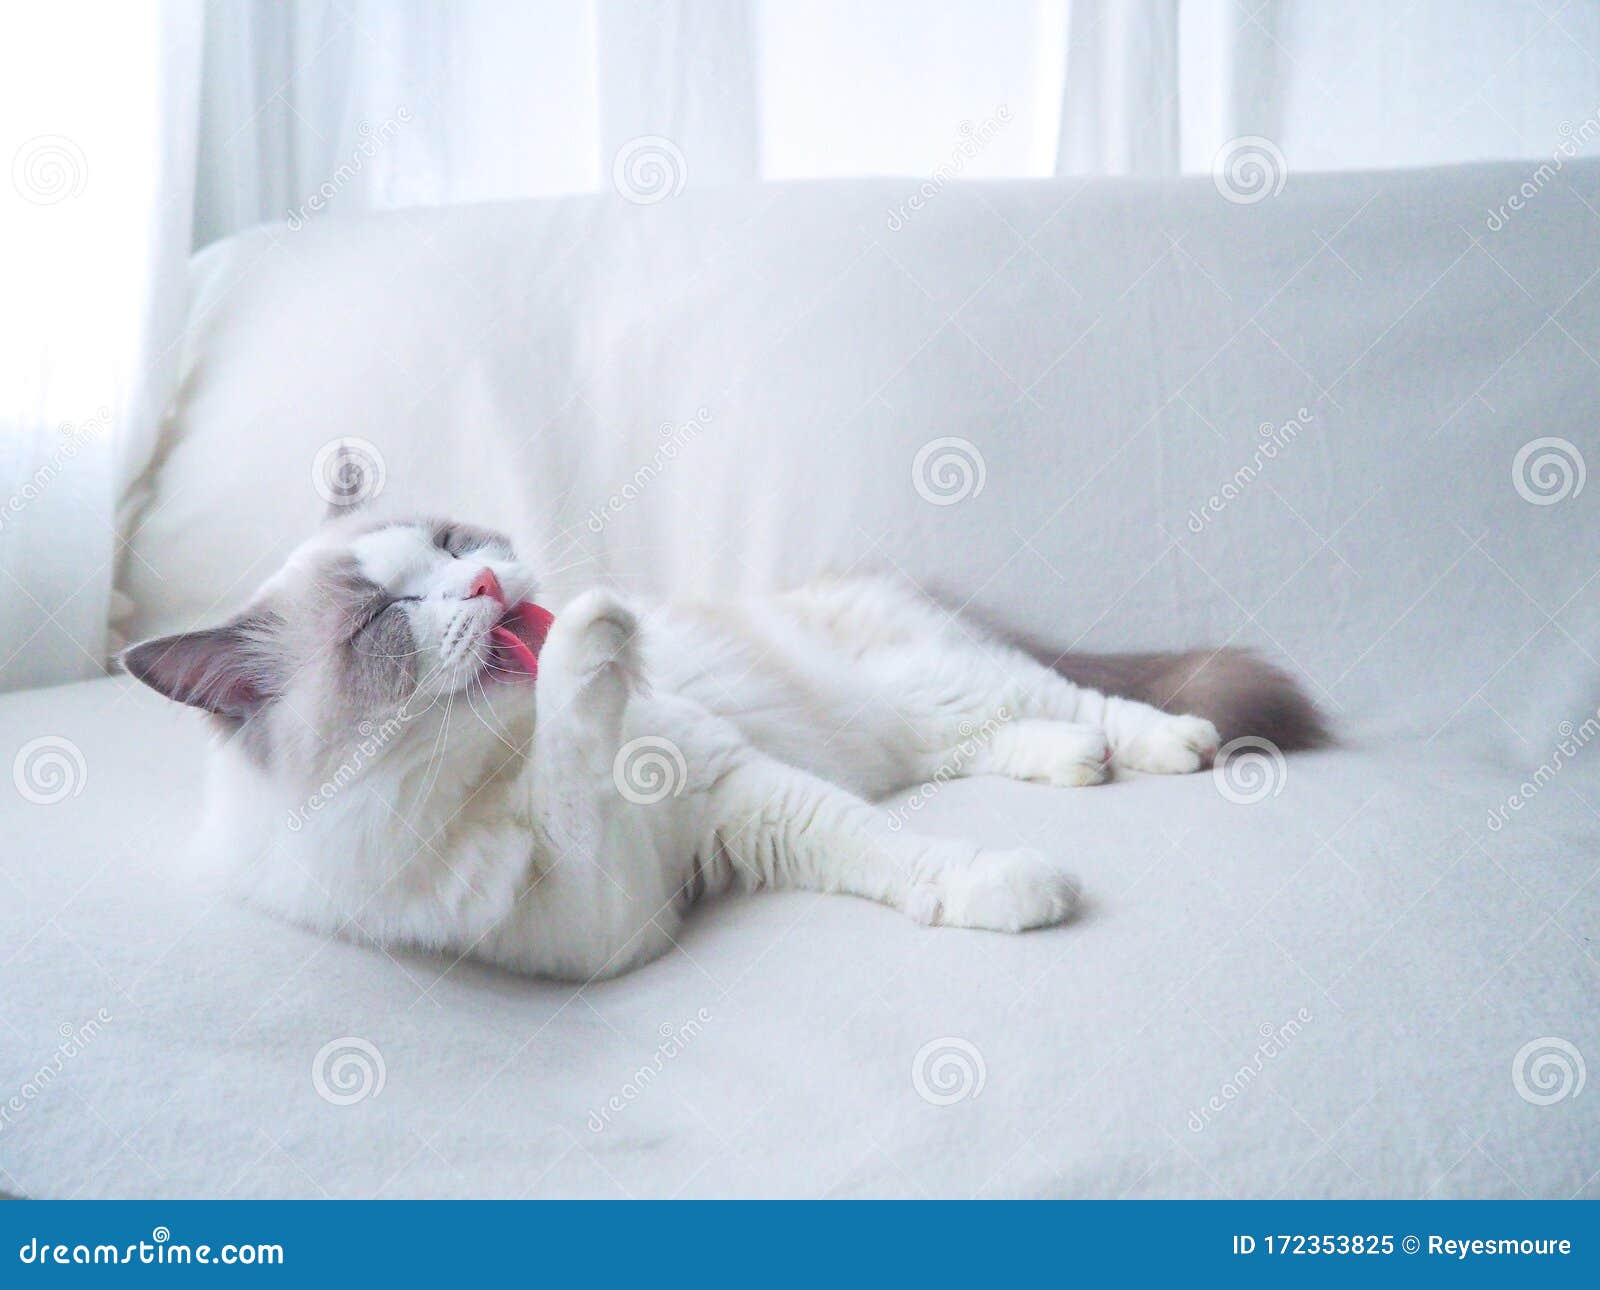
[[700, 754, 1079, 932], [898, 640, 1220, 777], [508, 588, 688, 980]]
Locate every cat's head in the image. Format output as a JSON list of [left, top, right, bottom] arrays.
[[121, 513, 551, 782]]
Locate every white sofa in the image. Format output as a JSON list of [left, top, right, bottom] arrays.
[[2, 160, 1596, 1198]]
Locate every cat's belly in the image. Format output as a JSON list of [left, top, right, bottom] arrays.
[[643, 601, 918, 799]]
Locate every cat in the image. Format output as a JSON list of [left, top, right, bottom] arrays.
[[122, 512, 1324, 981]]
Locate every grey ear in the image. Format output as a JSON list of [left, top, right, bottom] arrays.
[[121, 616, 281, 720]]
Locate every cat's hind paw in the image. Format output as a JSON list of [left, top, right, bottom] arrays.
[[1114, 714, 1219, 775]]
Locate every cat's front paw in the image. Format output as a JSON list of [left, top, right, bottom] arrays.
[[935, 848, 1080, 933], [1114, 714, 1219, 774], [539, 589, 643, 717]]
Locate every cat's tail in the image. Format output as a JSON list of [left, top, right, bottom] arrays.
[[1036, 646, 1329, 751]]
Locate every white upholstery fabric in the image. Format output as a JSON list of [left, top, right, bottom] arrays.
[[3, 160, 1597, 1197]]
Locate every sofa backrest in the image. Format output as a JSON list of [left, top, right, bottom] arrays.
[[120, 162, 1600, 747]]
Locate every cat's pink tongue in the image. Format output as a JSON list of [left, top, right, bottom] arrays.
[[488, 602, 554, 682]]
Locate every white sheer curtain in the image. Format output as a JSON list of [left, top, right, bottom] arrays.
[[5, 0, 1600, 691], [0, 1, 200, 692]]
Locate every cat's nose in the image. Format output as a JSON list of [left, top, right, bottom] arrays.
[[468, 568, 505, 606]]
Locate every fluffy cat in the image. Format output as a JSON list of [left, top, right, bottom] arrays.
[[122, 513, 1323, 981]]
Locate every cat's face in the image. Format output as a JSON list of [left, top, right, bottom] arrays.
[[122, 515, 550, 779]]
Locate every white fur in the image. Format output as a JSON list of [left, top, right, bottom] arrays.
[[193, 526, 1219, 981]]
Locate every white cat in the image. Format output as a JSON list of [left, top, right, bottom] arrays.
[[123, 513, 1323, 981]]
